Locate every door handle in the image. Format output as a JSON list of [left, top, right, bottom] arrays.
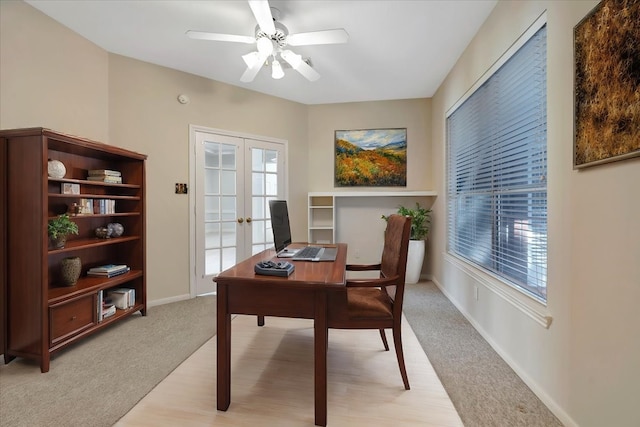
[[246, 217, 252, 223], [237, 217, 244, 223]]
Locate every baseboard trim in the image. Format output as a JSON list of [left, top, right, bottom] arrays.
[[147, 294, 192, 308]]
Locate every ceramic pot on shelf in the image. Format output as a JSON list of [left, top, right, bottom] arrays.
[[60, 256, 82, 286]]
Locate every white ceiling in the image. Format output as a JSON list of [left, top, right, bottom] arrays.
[[26, 0, 497, 105]]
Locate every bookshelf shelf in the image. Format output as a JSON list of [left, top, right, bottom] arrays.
[[49, 177, 141, 189], [48, 193, 141, 200], [1, 127, 147, 372], [47, 236, 140, 254]]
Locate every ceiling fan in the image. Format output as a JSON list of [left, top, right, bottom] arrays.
[[186, 0, 348, 82]]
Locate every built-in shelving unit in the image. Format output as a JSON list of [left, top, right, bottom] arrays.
[[0, 127, 147, 372], [308, 191, 437, 244]]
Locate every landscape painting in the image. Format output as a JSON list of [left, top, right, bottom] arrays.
[[335, 128, 407, 187]]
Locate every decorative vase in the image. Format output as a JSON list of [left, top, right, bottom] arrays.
[[109, 222, 124, 237], [405, 239, 425, 284], [47, 159, 66, 179], [60, 256, 82, 286]]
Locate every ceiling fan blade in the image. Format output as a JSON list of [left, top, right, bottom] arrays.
[[294, 59, 321, 82], [281, 50, 320, 81], [248, 0, 275, 35], [240, 51, 269, 82], [186, 30, 254, 44], [287, 29, 349, 46]]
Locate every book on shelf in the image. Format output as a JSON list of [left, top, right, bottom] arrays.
[[88, 268, 130, 278], [89, 264, 128, 273], [102, 303, 116, 319], [87, 175, 123, 184], [97, 290, 104, 321], [88, 169, 121, 177], [107, 288, 135, 309], [88, 264, 130, 278]]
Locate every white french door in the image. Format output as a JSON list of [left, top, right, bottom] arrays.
[[190, 127, 286, 296]]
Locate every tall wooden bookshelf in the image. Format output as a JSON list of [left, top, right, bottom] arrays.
[[0, 128, 146, 372]]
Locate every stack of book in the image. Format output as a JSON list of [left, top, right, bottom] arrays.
[[97, 290, 117, 321], [78, 198, 116, 215], [87, 169, 122, 184], [107, 288, 136, 309], [87, 264, 130, 278]]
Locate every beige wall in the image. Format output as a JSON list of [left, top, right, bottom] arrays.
[[3, 1, 640, 426], [107, 54, 308, 302], [0, 0, 109, 141], [431, 1, 640, 426]]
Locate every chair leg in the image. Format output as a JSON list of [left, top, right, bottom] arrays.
[[392, 326, 410, 390], [379, 329, 389, 351]]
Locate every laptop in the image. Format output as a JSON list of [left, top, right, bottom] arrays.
[[269, 200, 337, 262]]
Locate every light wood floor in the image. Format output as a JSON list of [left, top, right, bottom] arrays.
[[115, 314, 463, 426]]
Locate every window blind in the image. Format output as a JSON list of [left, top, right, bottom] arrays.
[[447, 24, 547, 302]]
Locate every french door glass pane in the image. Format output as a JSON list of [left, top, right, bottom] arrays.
[[265, 150, 278, 172], [253, 173, 265, 195], [220, 196, 236, 221], [221, 144, 235, 168], [205, 222, 220, 248], [221, 170, 235, 194], [221, 221, 236, 246], [266, 174, 277, 195], [204, 196, 219, 221], [205, 169, 219, 194], [205, 248, 220, 275]]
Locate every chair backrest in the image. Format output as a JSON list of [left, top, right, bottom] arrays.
[[380, 214, 412, 316]]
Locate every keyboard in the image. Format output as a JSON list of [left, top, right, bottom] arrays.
[[293, 246, 322, 259]]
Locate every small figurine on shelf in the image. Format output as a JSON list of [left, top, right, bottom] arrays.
[[95, 227, 111, 239], [68, 202, 82, 216]]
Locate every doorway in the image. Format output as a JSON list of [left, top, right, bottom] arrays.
[[189, 126, 287, 296]]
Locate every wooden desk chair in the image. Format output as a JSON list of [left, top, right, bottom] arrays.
[[327, 214, 412, 390]]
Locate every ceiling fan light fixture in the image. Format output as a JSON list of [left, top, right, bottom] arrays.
[[256, 36, 273, 56], [271, 59, 284, 79]]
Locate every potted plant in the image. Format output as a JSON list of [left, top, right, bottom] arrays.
[[48, 213, 79, 249], [382, 203, 432, 284]]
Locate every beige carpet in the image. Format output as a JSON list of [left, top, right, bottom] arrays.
[[116, 314, 463, 426], [0, 296, 216, 427]]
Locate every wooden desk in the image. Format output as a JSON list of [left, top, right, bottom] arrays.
[[215, 244, 347, 426]]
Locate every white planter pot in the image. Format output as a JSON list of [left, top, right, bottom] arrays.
[[405, 239, 425, 284]]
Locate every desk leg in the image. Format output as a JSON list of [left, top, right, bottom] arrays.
[[217, 283, 231, 411], [314, 290, 328, 427]]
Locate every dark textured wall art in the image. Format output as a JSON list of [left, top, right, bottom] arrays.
[[574, 0, 640, 168]]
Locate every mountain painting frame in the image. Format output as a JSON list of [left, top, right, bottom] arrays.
[[335, 128, 407, 187]]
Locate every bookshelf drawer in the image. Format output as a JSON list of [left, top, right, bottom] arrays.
[[49, 294, 97, 346]]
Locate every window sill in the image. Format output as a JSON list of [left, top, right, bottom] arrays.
[[444, 253, 553, 329]]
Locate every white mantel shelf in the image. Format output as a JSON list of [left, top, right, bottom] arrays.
[[308, 190, 437, 197]]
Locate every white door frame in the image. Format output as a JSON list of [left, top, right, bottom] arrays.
[[188, 124, 289, 297]]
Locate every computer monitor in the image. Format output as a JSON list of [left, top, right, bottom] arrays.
[[269, 200, 292, 253]]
